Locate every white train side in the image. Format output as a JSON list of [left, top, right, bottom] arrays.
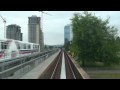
[[0, 39, 40, 60]]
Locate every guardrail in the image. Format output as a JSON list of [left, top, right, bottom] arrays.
[[0, 49, 58, 79]]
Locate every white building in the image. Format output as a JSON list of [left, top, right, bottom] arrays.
[[28, 15, 44, 49]]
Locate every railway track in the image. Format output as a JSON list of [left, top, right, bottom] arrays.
[[64, 51, 76, 79], [39, 49, 89, 79]]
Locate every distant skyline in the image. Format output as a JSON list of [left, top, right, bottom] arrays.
[[0, 11, 120, 45]]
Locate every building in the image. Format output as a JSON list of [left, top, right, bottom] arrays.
[[6, 24, 22, 41], [64, 24, 73, 44], [28, 15, 44, 50]]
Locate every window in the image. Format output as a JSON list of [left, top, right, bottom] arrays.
[[35, 45, 37, 49], [16, 42, 20, 49], [20, 44, 23, 49], [24, 44, 26, 49], [28, 45, 31, 49], [36, 45, 39, 50], [1, 42, 8, 49], [33, 45, 35, 49], [17, 44, 20, 49], [37, 45, 39, 49]]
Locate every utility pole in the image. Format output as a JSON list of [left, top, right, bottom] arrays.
[[0, 15, 6, 39]]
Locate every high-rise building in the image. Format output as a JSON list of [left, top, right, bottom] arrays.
[[64, 24, 73, 44], [28, 15, 44, 49], [6, 24, 22, 41]]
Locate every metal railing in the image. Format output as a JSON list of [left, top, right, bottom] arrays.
[[0, 49, 58, 79]]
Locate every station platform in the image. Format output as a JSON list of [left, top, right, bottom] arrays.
[[20, 50, 60, 79]]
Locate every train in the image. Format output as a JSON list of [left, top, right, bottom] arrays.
[[0, 39, 40, 61]]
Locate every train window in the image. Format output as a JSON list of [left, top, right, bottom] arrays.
[[26, 44, 28, 49], [35, 45, 37, 49], [28, 45, 31, 49], [18, 44, 20, 49], [37, 45, 39, 49], [0, 42, 1, 50], [34, 45, 38, 49], [17, 43, 20, 49], [1, 42, 8, 50], [1, 42, 4, 49], [33, 45, 35, 49], [20, 44, 23, 49], [24, 44, 26, 49], [20, 44, 22, 49], [5, 43, 8, 49]]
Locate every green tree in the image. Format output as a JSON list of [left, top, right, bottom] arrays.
[[116, 36, 120, 51], [71, 11, 119, 66], [64, 38, 70, 51]]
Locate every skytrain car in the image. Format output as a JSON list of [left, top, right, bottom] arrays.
[[0, 39, 40, 60]]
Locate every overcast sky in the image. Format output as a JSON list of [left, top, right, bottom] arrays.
[[0, 11, 120, 45]]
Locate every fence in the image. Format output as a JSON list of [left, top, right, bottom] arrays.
[[0, 49, 58, 79]]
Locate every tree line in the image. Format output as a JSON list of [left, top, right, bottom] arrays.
[[64, 11, 120, 67]]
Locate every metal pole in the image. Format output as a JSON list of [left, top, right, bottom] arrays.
[[4, 22, 6, 39], [41, 12, 43, 31], [0, 15, 6, 39]]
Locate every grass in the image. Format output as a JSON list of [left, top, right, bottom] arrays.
[[89, 73, 120, 79], [75, 59, 120, 79], [77, 61, 120, 79], [83, 65, 120, 79]]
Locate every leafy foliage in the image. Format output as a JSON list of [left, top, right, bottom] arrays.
[[64, 38, 70, 51], [71, 11, 119, 66]]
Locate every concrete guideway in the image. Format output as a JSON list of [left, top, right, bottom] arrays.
[[39, 50, 90, 79], [20, 50, 61, 79]]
